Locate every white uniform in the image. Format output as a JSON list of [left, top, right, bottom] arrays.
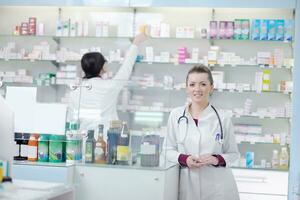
[[69, 45, 138, 136], [165, 104, 240, 200]]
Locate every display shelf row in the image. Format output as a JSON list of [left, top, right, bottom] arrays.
[[125, 85, 292, 95], [237, 141, 288, 146], [117, 105, 291, 120], [14, 137, 288, 146], [12, 160, 289, 172], [0, 81, 292, 95], [0, 58, 294, 70], [0, 34, 294, 43]]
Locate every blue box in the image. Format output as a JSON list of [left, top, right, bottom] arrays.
[[284, 19, 294, 41], [267, 20, 276, 40], [260, 20, 268, 40], [251, 19, 260, 40], [275, 20, 285, 41]]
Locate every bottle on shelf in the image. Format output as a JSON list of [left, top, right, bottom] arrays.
[[85, 130, 95, 163], [0, 161, 3, 182], [66, 121, 82, 164], [271, 149, 279, 169], [49, 135, 65, 163], [38, 135, 49, 162], [28, 134, 38, 162], [279, 147, 289, 170], [116, 121, 130, 165], [107, 120, 122, 165], [140, 130, 160, 167], [94, 124, 107, 164]]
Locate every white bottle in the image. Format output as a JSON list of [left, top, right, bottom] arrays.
[[271, 150, 279, 169], [279, 147, 289, 170]]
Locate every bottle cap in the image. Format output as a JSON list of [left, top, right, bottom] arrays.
[[88, 130, 94, 138], [98, 124, 104, 132], [2, 176, 12, 183]]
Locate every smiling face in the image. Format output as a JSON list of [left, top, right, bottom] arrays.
[[186, 72, 214, 105]]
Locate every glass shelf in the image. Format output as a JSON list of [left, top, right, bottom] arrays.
[[231, 166, 288, 172], [0, 58, 56, 62], [137, 61, 293, 69], [0, 34, 293, 44], [13, 160, 176, 171], [0, 58, 293, 71], [0, 82, 67, 88], [117, 105, 291, 120], [13, 160, 74, 168], [125, 84, 291, 95], [237, 141, 288, 145], [0, 34, 132, 39]]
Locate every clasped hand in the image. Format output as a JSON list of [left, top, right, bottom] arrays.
[[186, 154, 218, 168]]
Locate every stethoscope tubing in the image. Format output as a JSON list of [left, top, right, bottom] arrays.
[[177, 104, 223, 141]]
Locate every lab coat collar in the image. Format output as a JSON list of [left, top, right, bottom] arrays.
[[185, 102, 212, 120]]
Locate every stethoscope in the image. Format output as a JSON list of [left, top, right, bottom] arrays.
[[177, 104, 223, 144]]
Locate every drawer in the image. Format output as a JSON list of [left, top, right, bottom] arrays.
[[239, 193, 287, 200], [232, 169, 288, 195]]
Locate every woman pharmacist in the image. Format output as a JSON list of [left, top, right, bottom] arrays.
[[69, 33, 147, 137], [165, 65, 240, 200]]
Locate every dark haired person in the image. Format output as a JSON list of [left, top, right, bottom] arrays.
[[164, 65, 240, 200], [69, 33, 147, 137]]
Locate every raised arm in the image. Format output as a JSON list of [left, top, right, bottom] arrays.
[[113, 33, 147, 82]]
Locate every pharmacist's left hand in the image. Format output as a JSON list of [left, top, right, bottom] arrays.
[[196, 154, 218, 166]]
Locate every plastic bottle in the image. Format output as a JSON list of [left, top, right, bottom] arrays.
[[279, 147, 289, 170], [107, 120, 122, 165], [49, 135, 65, 163], [85, 130, 95, 163], [0, 161, 3, 182], [117, 121, 130, 165], [140, 131, 160, 167], [38, 135, 49, 162], [271, 150, 279, 169], [28, 134, 38, 162], [95, 124, 107, 164], [245, 151, 254, 168]]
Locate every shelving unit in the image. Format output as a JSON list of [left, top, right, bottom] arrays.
[[0, 5, 293, 165], [0, 3, 298, 200]]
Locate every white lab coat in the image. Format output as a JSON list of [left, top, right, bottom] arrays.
[[165, 104, 240, 200], [69, 45, 138, 136]]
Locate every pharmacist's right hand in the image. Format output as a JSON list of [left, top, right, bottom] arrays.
[[133, 33, 147, 45], [186, 155, 202, 169]]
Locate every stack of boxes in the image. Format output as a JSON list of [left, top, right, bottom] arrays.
[[56, 65, 80, 86], [177, 47, 188, 64]]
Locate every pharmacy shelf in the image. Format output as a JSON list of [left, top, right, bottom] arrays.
[[0, 0, 295, 8], [125, 84, 292, 95], [117, 106, 291, 120], [237, 141, 288, 145], [13, 160, 74, 167], [130, 0, 295, 9], [137, 61, 293, 70], [0, 35, 131, 39], [0, 58, 56, 62], [210, 64, 293, 70], [0, 34, 293, 43], [0, 82, 69, 88], [0, 58, 292, 71], [231, 166, 288, 172]]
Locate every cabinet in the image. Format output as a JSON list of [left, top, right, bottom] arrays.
[[232, 168, 288, 200], [75, 164, 178, 200]]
